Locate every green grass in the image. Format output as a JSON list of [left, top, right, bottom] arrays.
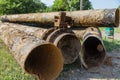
[[99, 27, 120, 51], [103, 38, 120, 52], [99, 27, 120, 33], [0, 40, 35, 80]]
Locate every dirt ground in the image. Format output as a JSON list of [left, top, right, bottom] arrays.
[[56, 32, 120, 80], [56, 48, 120, 80]]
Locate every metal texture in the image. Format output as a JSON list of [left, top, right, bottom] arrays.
[[45, 28, 81, 64], [1, 22, 81, 64], [0, 8, 119, 27], [75, 27, 106, 68], [54, 12, 73, 28], [73, 27, 102, 39], [0, 22, 64, 80]]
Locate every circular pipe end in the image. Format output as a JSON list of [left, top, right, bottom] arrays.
[[81, 35, 106, 68], [56, 34, 81, 64], [24, 43, 64, 80]]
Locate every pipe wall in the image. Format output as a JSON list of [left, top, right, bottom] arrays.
[[0, 23, 64, 80], [74, 27, 106, 68], [1, 8, 119, 27], [1, 22, 81, 64], [45, 28, 81, 64]]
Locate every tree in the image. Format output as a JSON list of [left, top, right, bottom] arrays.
[[0, 0, 47, 15], [51, 0, 93, 11], [52, 0, 69, 11]]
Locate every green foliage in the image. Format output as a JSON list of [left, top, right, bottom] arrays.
[[52, 0, 69, 11], [82, 0, 93, 10], [0, 0, 47, 15], [70, 0, 93, 10], [0, 40, 35, 80], [51, 0, 93, 11]]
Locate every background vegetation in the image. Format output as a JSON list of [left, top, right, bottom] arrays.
[[0, 0, 93, 15], [51, 0, 93, 11], [0, 0, 47, 14]]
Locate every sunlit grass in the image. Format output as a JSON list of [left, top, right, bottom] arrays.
[[103, 38, 120, 52], [0, 40, 35, 80]]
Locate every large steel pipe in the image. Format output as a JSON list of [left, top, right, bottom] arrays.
[[74, 27, 106, 68], [0, 23, 64, 80], [0, 8, 119, 27], [73, 27, 102, 39], [45, 28, 81, 64], [1, 22, 81, 64]]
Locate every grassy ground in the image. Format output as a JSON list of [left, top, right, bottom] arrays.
[[0, 38, 120, 80], [103, 38, 120, 52], [99, 27, 120, 51], [0, 40, 35, 80]]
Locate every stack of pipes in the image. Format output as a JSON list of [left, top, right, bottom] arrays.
[[0, 8, 119, 79]]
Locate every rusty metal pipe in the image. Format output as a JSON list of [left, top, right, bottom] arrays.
[[1, 22, 81, 64], [0, 8, 119, 27], [73, 27, 102, 39], [45, 28, 81, 64], [74, 27, 106, 68], [0, 23, 64, 80]]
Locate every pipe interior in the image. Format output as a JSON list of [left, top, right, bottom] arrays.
[[57, 35, 81, 64], [83, 36, 105, 68], [24, 44, 63, 80]]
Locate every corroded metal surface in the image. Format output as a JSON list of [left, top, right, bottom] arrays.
[[73, 27, 102, 39], [0, 22, 64, 80], [46, 28, 81, 64], [1, 22, 81, 64], [1, 22, 48, 39], [0, 8, 119, 27], [74, 27, 106, 68]]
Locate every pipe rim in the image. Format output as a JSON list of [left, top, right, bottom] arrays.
[[24, 43, 64, 80], [80, 34, 106, 68]]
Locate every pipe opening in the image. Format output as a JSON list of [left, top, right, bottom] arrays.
[[82, 36, 106, 68], [24, 44, 64, 80], [57, 35, 81, 64]]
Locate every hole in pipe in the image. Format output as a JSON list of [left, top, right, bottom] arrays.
[[24, 44, 63, 80]]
